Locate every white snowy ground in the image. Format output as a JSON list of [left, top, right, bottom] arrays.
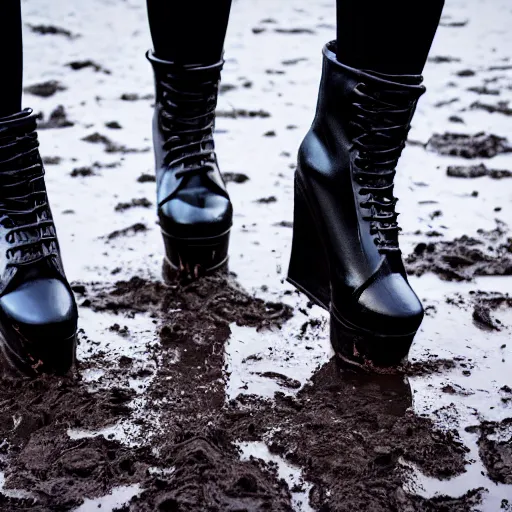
[[1, 0, 511, 510]]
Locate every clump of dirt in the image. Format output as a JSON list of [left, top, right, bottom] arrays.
[[106, 121, 122, 129], [427, 132, 512, 158], [274, 27, 315, 34], [471, 100, 512, 116], [24, 80, 66, 97], [467, 418, 512, 484], [456, 69, 476, 77], [82, 132, 149, 154], [428, 55, 461, 63], [42, 155, 62, 165], [114, 198, 152, 212], [447, 163, 512, 179], [406, 222, 512, 281], [106, 223, 148, 240], [37, 105, 74, 129], [71, 166, 95, 177], [120, 93, 154, 101], [440, 19, 468, 27], [470, 291, 512, 331], [137, 173, 156, 183], [66, 59, 111, 74], [405, 358, 457, 377], [467, 86, 500, 95], [28, 23, 76, 38], [0, 274, 295, 510], [216, 108, 271, 119], [255, 195, 277, 204], [223, 172, 250, 184]]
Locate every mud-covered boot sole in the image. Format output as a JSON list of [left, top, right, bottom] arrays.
[[330, 312, 415, 369], [0, 331, 77, 377], [162, 229, 230, 279]]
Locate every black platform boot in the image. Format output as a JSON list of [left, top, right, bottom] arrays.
[[288, 42, 425, 367], [0, 109, 77, 375], [147, 52, 232, 277]]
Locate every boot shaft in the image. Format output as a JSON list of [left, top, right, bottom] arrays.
[[147, 51, 223, 128], [0, 109, 66, 294], [310, 41, 425, 165]]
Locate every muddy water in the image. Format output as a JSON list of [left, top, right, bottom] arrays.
[[0, 0, 511, 510]]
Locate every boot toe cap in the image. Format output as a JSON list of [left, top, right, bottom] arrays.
[[160, 188, 232, 237], [356, 274, 424, 335], [0, 278, 77, 341]]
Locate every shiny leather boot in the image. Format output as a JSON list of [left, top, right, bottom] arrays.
[[288, 42, 425, 367], [0, 109, 77, 375], [147, 52, 232, 276]]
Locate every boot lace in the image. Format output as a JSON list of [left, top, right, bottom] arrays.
[[159, 69, 220, 179], [350, 83, 419, 254], [0, 116, 58, 269]]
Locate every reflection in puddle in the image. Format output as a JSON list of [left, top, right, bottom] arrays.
[[73, 484, 142, 512], [238, 441, 314, 512]]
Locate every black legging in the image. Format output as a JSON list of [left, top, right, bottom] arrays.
[[0, 0, 22, 117], [0, 0, 444, 117]]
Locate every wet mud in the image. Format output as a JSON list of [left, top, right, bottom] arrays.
[[406, 222, 512, 281], [446, 164, 512, 179], [427, 132, 511, 158], [0, 275, 481, 511], [467, 418, 512, 485]]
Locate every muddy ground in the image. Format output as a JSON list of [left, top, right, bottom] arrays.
[[0, 0, 511, 510]]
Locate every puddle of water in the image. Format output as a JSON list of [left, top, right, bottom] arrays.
[[72, 484, 142, 512], [66, 423, 143, 448], [238, 441, 314, 512], [225, 317, 331, 400]]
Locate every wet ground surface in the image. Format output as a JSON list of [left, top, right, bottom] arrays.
[[1, 0, 511, 510]]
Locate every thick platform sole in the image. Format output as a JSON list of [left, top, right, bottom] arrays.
[[161, 229, 230, 277], [330, 312, 415, 368], [287, 173, 416, 368], [0, 330, 77, 377]]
